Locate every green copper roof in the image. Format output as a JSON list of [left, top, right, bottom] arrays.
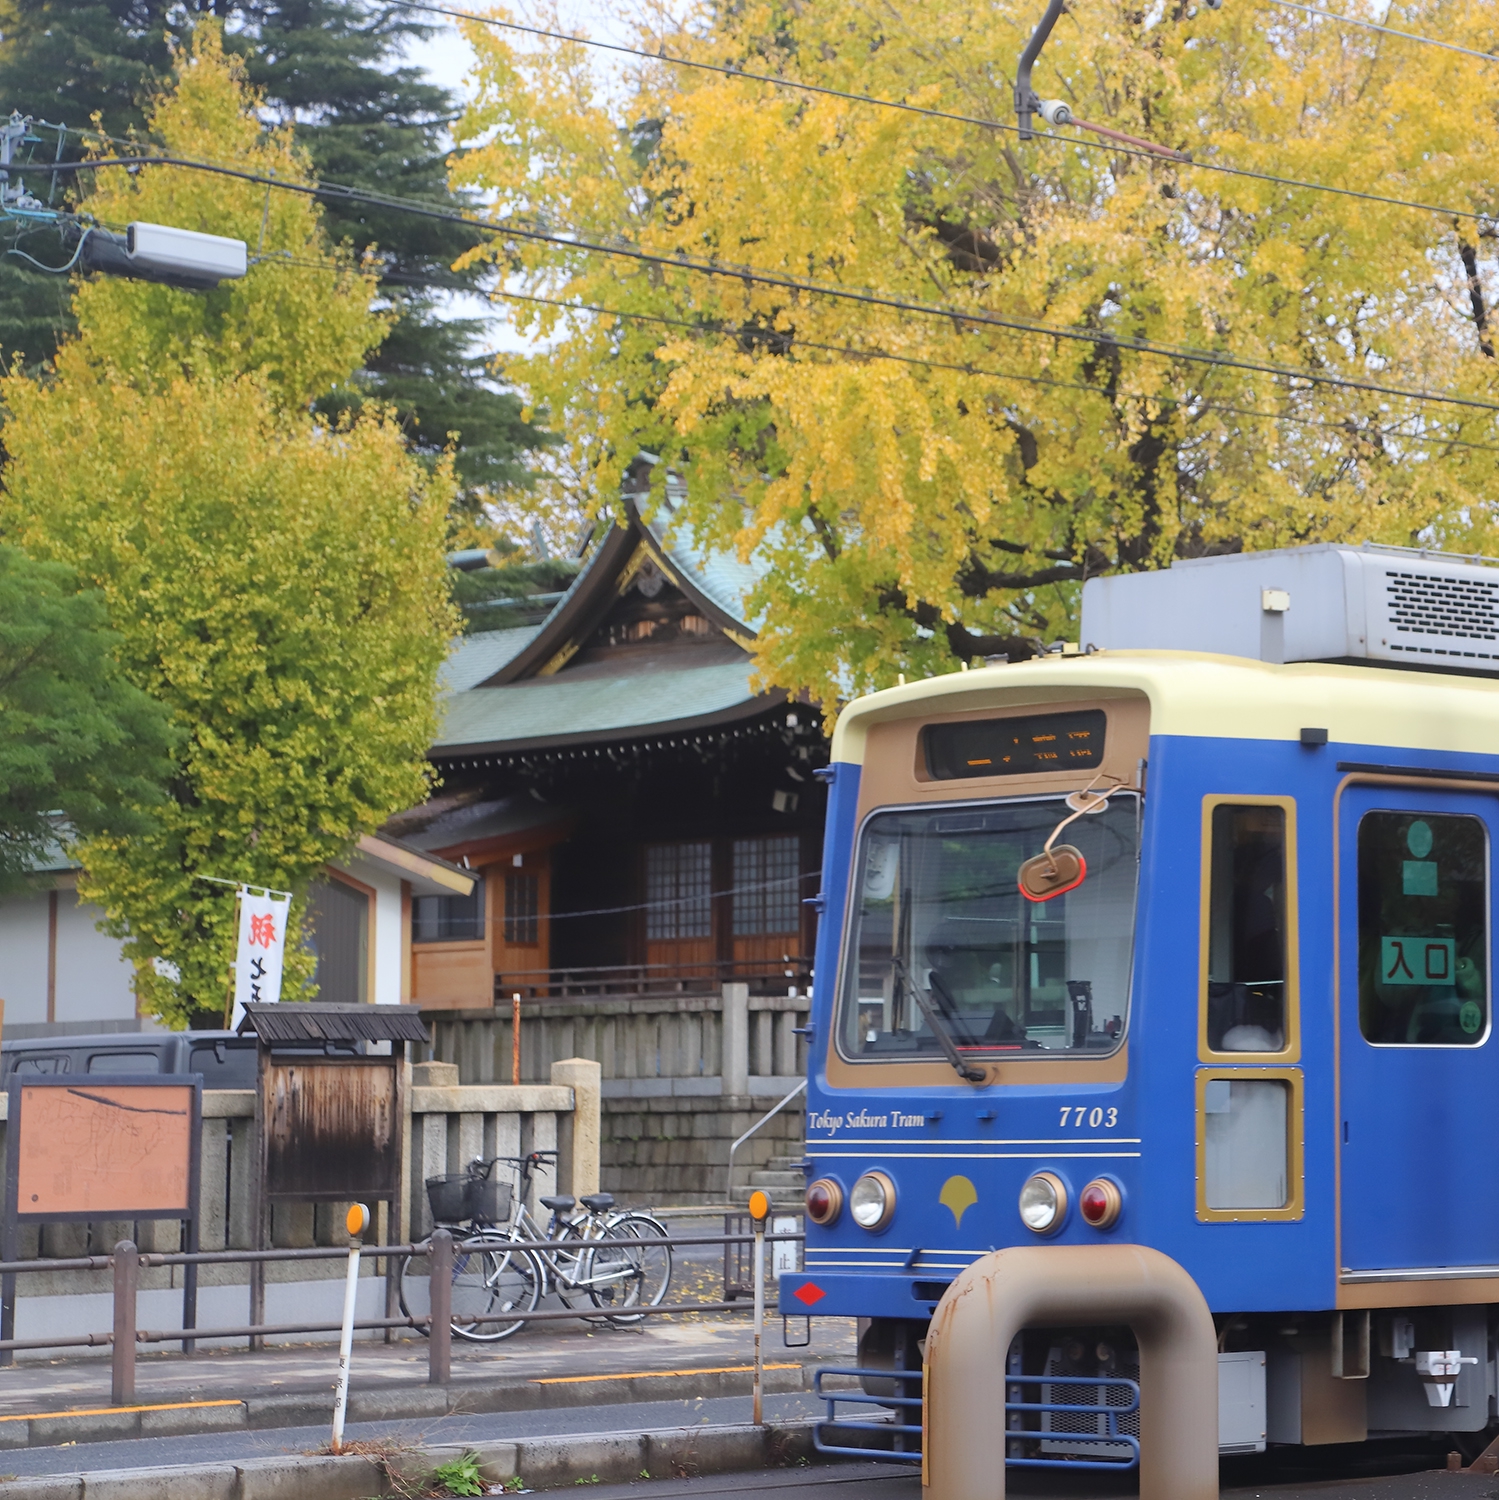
[[433, 656, 772, 754]]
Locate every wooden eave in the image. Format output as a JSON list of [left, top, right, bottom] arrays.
[[477, 488, 755, 689], [423, 812, 581, 868]]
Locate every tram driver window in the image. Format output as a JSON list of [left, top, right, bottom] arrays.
[[1206, 804, 1289, 1053], [837, 796, 1138, 1064], [1358, 811, 1488, 1046]]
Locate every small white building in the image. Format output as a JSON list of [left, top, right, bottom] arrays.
[[0, 835, 474, 1037]]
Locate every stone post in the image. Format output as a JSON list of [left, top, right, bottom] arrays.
[[722, 982, 750, 1098], [551, 1057, 602, 1198]]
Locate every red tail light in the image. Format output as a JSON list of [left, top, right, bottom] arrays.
[[805, 1177, 843, 1225], [1079, 1177, 1122, 1229]]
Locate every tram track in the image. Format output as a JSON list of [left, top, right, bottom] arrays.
[[484, 1449, 1499, 1500]]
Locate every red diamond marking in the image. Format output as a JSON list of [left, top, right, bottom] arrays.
[[793, 1282, 826, 1308]]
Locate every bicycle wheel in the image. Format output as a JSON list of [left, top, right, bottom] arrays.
[[451, 1238, 543, 1342], [590, 1214, 672, 1324], [552, 1218, 615, 1326], [396, 1246, 434, 1335]]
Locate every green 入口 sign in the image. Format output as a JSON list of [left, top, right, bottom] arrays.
[[1379, 935, 1456, 986]]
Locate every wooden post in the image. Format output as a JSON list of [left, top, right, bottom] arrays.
[[111, 1240, 138, 1406], [511, 992, 522, 1085], [249, 1042, 267, 1350], [428, 1228, 452, 1384]]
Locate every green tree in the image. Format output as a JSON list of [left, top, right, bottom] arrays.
[[0, 28, 457, 1026], [0, 0, 551, 519], [0, 545, 173, 894]]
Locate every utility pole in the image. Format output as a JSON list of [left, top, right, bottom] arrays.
[[1011, 8, 1192, 160], [1014, 0, 1072, 140]]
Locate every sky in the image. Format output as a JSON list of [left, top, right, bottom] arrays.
[[401, 2, 640, 100], [398, 3, 639, 355]]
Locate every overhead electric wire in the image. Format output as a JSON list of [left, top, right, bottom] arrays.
[[386, 0, 1499, 228], [1261, 0, 1499, 62], [253, 246, 1499, 455], [25, 153, 1499, 416], [487, 285, 1499, 456]]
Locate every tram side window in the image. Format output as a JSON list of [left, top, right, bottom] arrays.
[[1206, 805, 1288, 1053], [1204, 1078, 1289, 1210], [1358, 812, 1488, 1046]]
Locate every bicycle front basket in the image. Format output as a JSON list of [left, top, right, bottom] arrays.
[[468, 1178, 513, 1224], [425, 1173, 471, 1223]]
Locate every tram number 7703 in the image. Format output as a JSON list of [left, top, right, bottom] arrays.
[[1059, 1106, 1119, 1128]]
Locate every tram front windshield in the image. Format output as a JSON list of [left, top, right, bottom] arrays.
[[838, 797, 1139, 1061]]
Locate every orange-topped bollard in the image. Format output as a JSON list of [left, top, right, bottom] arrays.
[[330, 1203, 370, 1454], [923, 1244, 1218, 1500], [748, 1188, 771, 1426]]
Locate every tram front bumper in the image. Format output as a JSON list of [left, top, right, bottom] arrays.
[[779, 1268, 950, 1320]]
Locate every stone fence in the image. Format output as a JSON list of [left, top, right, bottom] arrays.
[[420, 985, 811, 1205], [0, 1061, 597, 1351]]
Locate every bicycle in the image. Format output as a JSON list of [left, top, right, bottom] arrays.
[[501, 1150, 673, 1324], [399, 1152, 672, 1339], [396, 1160, 543, 1342]]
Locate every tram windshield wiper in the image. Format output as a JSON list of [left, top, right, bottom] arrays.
[[892, 958, 986, 1084]]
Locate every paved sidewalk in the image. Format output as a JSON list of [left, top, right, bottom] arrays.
[[0, 1310, 856, 1454], [0, 1314, 850, 1414]]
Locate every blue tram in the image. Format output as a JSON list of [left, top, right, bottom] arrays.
[[786, 543, 1499, 1462]]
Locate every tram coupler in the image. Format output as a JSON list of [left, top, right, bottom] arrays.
[[923, 1243, 1219, 1500]]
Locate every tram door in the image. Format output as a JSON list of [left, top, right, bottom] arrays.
[[1338, 787, 1499, 1274]]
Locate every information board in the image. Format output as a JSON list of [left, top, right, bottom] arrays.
[[12, 1081, 196, 1219], [1, 1074, 202, 1360]]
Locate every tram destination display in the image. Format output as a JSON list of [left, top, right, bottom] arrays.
[[924, 709, 1106, 780]]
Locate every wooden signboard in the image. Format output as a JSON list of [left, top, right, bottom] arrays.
[[263, 1059, 399, 1202], [1, 1074, 202, 1360]]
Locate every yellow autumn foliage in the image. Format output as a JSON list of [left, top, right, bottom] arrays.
[[73, 23, 381, 406], [454, 0, 1499, 705], [0, 25, 456, 1025]]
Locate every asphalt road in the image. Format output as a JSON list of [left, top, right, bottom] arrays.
[[0, 1390, 827, 1479]]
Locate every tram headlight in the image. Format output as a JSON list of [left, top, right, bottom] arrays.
[[1079, 1177, 1123, 1230], [850, 1171, 896, 1231], [1018, 1171, 1069, 1234], [805, 1177, 844, 1226]]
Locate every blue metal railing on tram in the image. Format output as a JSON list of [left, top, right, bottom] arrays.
[[812, 1367, 923, 1463], [811, 1366, 1142, 1472]]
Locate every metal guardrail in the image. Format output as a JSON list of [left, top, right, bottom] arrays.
[[811, 1366, 1143, 1473], [0, 1228, 807, 1407]]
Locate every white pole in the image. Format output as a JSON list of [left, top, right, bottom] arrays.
[[331, 1204, 369, 1454]]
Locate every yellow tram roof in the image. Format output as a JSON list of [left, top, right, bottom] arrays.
[[830, 650, 1499, 766]]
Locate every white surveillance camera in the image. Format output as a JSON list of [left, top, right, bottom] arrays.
[[1038, 99, 1073, 127]]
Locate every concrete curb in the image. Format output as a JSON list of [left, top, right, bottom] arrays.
[[0, 1419, 819, 1497], [0, 1361, 822, 1451]]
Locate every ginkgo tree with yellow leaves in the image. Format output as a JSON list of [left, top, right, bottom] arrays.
[[453, 0, 1499, 707], [0, 26, 457, 1026]]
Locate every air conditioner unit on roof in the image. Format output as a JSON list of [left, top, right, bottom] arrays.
[[1080, 543, 1499, 674]]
